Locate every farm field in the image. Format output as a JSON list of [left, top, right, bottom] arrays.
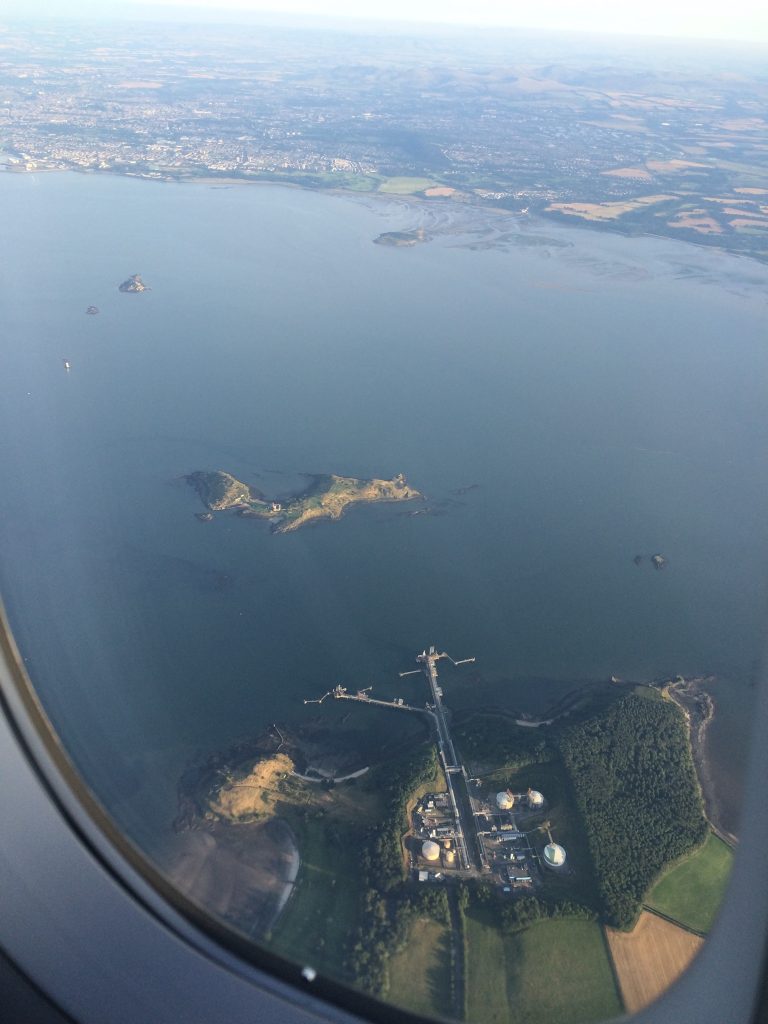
[[388, 917, 453, 1019], [464, 906, 510, 1024], [647, 833, 734, 934], [465, 908, 621, 1024], [606, 910, 703, 1014], [545, 194, 676, 221]]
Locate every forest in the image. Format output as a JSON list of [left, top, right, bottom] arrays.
[[558, 692, 708, 928], [346, 744, 450, 994]]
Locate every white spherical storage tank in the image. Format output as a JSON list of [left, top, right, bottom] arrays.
[[543, 842, 567, 869], [528, 789, 544, 808], [422, 840, 441, 862], [496, 791, 514, 810]]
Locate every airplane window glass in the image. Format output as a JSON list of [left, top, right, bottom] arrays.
[[1, 4, 765, 1022]]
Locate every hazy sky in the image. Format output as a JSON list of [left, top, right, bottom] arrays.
[[7, 0, 768, 43]]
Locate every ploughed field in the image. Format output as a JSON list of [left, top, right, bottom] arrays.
[[605, 910, 703, 1014]]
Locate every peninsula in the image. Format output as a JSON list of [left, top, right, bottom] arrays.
[[186, 469, 421, 533]]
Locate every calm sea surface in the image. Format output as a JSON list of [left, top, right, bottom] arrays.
[[1, 172, 767, 848]]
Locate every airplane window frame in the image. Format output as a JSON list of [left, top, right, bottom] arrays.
[[1, 603, 768, 1024]]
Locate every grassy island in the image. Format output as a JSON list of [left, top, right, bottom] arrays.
[[186, 469, 421, 533]]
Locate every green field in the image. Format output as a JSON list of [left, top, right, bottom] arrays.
[[464, 905, 510, 1024], [646, 832, 734, 934], [268, 817, 363, 981], [378, 176, 437, 194], [388, 917, 453, 1019], [465, 908, 621, 1024]]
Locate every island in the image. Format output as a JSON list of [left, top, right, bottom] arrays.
[[85, 305, 99, 315], [373, 228, 428, 247], [118, 274, 149, 293], [186, 469, 422, 533]]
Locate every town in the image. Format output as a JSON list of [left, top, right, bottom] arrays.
[[1, 19, 767, 259]]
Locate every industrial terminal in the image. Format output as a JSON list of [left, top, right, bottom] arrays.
[[307, 644, 569, 894]]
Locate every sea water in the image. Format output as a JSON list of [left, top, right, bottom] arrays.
[[1, 171, 766, 851]]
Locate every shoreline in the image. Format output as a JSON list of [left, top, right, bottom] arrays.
[[665, 677, 737, 848], [3, 163, 766, 269]]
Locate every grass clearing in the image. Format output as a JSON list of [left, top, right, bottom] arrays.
[[465, 907, 621, 1024], [378, 176, 437, 194], [606, 910, 703, 1013], [646, 832, 733, 934], [388, 917, 452, 1019]]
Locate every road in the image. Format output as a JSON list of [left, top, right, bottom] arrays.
[[420, 652, 483, 872]]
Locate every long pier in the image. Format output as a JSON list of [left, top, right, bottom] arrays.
[[305, 685, 435, 720], [303, 645, 483, 875], [412, 647, 481, 872]]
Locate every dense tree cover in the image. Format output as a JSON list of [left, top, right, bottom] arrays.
[[361, 744, 440, 891], [347, 745, 449, 994], [558, 693, 707, 929], [500, 895, 595, 932], [452, 712, 555, 769], [459, 882, 593, 933]]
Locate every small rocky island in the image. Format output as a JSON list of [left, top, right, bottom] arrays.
[[186, 469, 421, 534], [85, 305, 99, 315], [118, 274, 149, 293], [373, 228, 428, 247]]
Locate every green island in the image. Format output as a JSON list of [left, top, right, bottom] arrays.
[[186, 469, 421, 533], [173, 666, 732, 1023]]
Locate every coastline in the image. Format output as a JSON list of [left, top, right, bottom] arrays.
[[665, 677, 737, 848], [4, 164, 766, 268]]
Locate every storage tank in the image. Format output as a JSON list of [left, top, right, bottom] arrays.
[[496, 791, 514, 810], [543, 842, 567, 869], [527, 789, 544, 808], [422, 840, 441, 862]]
